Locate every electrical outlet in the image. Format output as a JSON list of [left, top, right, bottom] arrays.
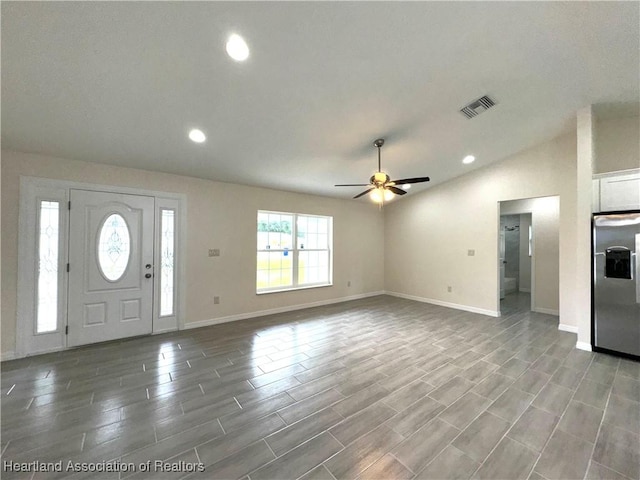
[[213, 296, 220, 304], [347, 280, 351, 287], [209, 249, 220, 257], [468, 249, 475, 256], [447, 286, 452, 293]]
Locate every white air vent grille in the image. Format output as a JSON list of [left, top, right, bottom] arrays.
[[460, 95, 496, 119]]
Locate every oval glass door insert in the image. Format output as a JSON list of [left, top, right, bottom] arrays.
[[98, 213, 131, 281]]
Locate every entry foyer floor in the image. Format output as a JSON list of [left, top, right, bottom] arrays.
[[1, 294, 639, 479]]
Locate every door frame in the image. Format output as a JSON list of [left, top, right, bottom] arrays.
[[16, 176, 187, 358]]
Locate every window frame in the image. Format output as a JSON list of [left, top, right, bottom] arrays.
[[256, 210, 333, 294]]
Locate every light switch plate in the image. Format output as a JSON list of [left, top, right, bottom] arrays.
[[468, 249, 475, 256]]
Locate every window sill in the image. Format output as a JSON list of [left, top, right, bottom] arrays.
[[256, 283, 333, 295]]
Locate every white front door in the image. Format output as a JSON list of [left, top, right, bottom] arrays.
[[68, 190, 155, 347]]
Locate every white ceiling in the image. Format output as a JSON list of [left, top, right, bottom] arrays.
[[2, 2, 639, 199]]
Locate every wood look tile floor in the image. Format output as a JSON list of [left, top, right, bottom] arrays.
[[2, 293, 639, 480]]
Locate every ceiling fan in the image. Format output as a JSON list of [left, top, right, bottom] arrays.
[[335, 138, 430, 203]]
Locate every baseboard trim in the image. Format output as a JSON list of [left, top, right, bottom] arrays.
[[576, 341, 592, 352], [385, 291, 500, 317], [1, 351, 17, 361], [184, 291, 386, 330], [558, 323, 579, 334], [534, 308, 560, 316]]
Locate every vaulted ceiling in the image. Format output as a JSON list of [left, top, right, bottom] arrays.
[[2, 2, 638, 199]]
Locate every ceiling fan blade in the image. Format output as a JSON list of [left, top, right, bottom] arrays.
[[353, 188, 373, 199], [390, 176, 430, 185], [335, 183, 371, 187], [386, 185, 407, 195]]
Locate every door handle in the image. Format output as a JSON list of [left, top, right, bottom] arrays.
[[146, 264, 152, 269], [145, 273, 152, 279]]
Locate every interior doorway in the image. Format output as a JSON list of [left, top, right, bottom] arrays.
[[499, 196, 559, 317]]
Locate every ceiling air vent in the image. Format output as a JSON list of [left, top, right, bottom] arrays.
[[460, 95, 496, 119]]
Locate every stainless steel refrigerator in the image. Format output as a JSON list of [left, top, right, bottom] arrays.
[[593, 211, 640, 358]]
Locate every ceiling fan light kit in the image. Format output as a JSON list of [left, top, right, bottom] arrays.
[[335, 138, 430, 206]]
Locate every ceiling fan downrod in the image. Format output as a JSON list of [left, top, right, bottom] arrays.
[[374, 138, 384, 172]]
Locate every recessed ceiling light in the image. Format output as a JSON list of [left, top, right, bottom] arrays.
[[463, 155, 475, 164], [226, 34, 249, 61], [189, 129, 206, 143], [402, 184, 412, 190]]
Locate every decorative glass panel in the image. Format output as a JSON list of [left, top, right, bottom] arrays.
[[37, 201, 59, 333], [98, 213, 131, 281], [160, 209, 175, 316]]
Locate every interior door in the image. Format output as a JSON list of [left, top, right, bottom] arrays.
[[68, 190, 155, 347]]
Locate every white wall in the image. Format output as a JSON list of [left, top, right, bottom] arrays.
[[384, 133, 576, 322], [595, 115, 640, 174], [1, 150, 385, 357]]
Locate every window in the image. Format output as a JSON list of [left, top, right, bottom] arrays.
[[37, 200, 60, 333], [97, 213, 131, 281], [257, 211, 332, 292]]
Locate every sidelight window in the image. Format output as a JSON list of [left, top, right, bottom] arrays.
[[160, 209, 175, 316], [36, 201, 60, 333]]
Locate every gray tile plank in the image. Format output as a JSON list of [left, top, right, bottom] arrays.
[[265, 407, 343, 456], [557, 400, 604, 444], [356, 453, 413, 480], [218, 391, 295, 432], [196, 412, 285, 467], [471, 373, 514, 400], [253, 432, 342, 480], [507, 406, 558, 452], [382, 380, 433, 412], [326, 425, 404, 480], [593, 422, 640, 480], [473, 436, 538, 480], [331, 383, 390, 419], [511, 370, 551, 396], [531, 382, 573, 416], [330, 402, 397, 446], [438, 391, 491, 430], [428, 376, 476, 406], [186, 440, 275, 480], [535, 429, 594, 480], [299, 465, 337, 480], [574, 378, 612, 409], [585, 461, 633, 480], [277, 388, 344, 425], [393, 418, 460, 474], [603, 394, 640, 433], [487, 387, 534, 422], [453, 411, 511, 462], [414, 445, 479, 480], [386, 395, 446, 437]]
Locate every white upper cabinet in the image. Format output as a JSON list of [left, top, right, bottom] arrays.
[[594, 170, 640, 212]]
